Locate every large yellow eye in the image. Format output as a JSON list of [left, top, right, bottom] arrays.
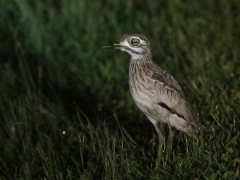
[[130, 38, 140, 46]]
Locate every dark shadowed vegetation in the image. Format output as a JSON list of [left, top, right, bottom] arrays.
[[1, 0, 240, 179]]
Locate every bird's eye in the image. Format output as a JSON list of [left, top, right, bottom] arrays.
[[130, 38, 140, 46]]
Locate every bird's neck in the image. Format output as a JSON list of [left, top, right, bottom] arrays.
[[130, 53, 153, 65], [129, 54, 153, 80]]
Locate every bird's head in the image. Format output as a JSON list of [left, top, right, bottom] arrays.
[[103, 34, 151, 60]]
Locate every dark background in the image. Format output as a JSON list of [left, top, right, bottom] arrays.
[[1, 0, 240, 179]]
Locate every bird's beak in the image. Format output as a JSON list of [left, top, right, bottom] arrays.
[[102, 43, 122, 49]]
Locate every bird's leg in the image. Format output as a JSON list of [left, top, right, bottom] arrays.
[[147, 116, 165, 169], [166, 122, 175, 160], [156, 126, 164, 169], [152, 121, 165, 169]]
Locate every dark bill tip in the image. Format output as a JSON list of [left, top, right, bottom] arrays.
[[102, 45, 115, 49]]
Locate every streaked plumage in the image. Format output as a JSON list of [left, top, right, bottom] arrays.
[[103, 33, 204, 168]]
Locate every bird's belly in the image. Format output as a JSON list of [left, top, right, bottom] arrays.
[[133, 92, 152, 108], [130, 87, 156, 114]]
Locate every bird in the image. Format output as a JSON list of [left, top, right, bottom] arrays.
[[103, 33, 204, 169]]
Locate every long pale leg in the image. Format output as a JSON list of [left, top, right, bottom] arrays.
[[166, 122, 175, 160], [147, 116, 165, 169]]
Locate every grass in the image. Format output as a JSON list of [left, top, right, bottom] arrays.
[[1, 0, 240, 179]]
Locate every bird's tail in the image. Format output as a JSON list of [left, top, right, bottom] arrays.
[[187, 120, 205, 139]]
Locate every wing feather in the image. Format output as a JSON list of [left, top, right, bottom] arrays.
[[150, 67, 194, 122]]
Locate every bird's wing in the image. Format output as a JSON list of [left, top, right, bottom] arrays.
[[151, 69, 194, 122], [148, 64, 204, 133]]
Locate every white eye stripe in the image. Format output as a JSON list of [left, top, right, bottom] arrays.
[[131, 36, 140, 40], [120, 41, 131, 47]]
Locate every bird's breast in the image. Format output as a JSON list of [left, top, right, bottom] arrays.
[[129, 63, 156, 110]]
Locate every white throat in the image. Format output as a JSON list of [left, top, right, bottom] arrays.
[[129, 52, 144, 60]]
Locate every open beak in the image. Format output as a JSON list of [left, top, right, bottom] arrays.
[[102, 43, 122, 49]]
